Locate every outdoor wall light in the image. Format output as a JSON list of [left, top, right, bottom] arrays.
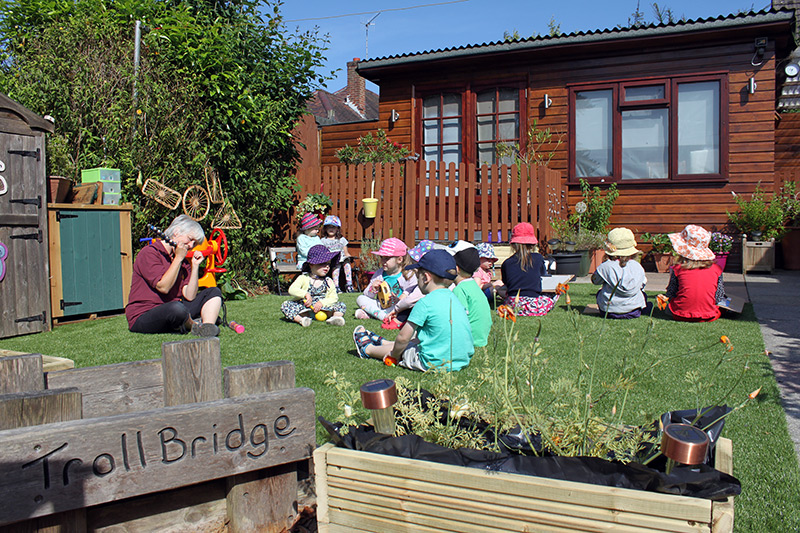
[[752, 37, 767, 66], [748, 77, 757, 95], [543, 94, 553, 109], [390, 109, 400, 123]]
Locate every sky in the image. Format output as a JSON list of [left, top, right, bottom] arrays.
[[278, 0, 771, 93]]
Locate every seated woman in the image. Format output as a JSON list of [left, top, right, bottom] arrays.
[[126, 215, 222, 336]]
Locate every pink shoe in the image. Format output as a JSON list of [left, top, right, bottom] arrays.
[[381, 317, 402, 330], [355, 309, 369, 320]]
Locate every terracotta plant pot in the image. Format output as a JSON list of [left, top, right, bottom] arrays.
[[653, 253, 673, 273]]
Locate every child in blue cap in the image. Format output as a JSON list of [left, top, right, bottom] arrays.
[[352, 249, 474, 371]]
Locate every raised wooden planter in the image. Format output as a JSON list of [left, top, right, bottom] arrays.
[[742, 236, 775, 274], [314, 437, 734, 532]]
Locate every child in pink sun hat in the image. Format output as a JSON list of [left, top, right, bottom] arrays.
[[501, 223, 558, 316], [658, 224, 725, 322], [295, 212, 322, 270], [355, 237, 418, 323]]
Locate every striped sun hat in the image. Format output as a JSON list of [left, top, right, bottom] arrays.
[[300, 212, 322, 230]]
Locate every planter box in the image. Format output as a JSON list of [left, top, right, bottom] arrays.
[[314, 437, 733, 532], [742, 237, 775, 274]]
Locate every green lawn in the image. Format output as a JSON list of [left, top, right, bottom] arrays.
[[1, 285, 798, 532]]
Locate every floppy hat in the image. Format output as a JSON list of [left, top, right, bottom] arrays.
[[476, 242, 498, 261], [409, 240, 435, 261], [510, 223, 538, 245], [300, 212, 322, 230], [454, 248, 481, 274], [405, 249, 457, 280], [323, 215, 341, 227], [668, 225, 715, 262], [604, 228, 640, 257], [372, 237, 408, 257], [446, 240, 476, 255], [303, 244, 340, 271]]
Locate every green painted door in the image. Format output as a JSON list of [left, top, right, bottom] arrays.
[[59, 210, 122, 316]]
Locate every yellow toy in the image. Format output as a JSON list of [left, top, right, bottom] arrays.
[[376, 281, 393, 309], [315, 311, 328, 321], [190, 228, 228, 288]]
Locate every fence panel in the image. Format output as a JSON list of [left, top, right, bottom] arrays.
[[293, 162, 563, 246]]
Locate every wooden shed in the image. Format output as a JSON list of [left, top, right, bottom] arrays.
[[0, 92, 54, 338]]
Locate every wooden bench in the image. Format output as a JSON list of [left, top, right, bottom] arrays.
[[267, 246, 301, 295]]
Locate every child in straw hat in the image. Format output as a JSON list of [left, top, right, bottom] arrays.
[[591, 228, 651, 319], [658, 224, 725, 322]]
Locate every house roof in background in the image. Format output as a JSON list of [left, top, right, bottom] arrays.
[[357, 9, 795, 74], [306, 86, 379, 125]]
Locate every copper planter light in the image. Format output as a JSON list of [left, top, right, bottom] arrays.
[[360, 379, 398, 435], [661, 423, 710, 474]]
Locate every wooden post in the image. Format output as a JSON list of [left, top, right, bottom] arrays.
[[0, 354, 44, 394], [224, 361, 297, 533], [0, 387, 85, 532], [161, 338, 222, 406]]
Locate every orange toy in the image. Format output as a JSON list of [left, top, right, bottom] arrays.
[[191, 228, 229, 288]]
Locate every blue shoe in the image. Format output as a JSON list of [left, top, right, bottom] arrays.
[[353, 326, 371, 359]]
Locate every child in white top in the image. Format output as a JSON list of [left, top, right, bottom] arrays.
[[591, 228, 650, 319], [281, 245, 346, 327], [320, 215, 354, 292], [355, 238, 417, 325]]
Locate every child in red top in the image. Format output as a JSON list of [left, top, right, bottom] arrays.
[[658, 225, 725, 322]]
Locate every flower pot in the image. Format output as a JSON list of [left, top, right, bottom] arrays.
[[48, 176, 72, 203], [742, 236, 775, 273], [314, 439, 734, 532], [653, 253, 673, 273], [362, 198, 379, 218], [714, 253, 729, 271], [552, 252, 584, 276]]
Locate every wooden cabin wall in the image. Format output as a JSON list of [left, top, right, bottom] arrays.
[[775, 112, 800, 174], [319, 119, 379, 165], [340, 30, 783, 239]]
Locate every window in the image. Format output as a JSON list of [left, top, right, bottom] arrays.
[[569, 75, 726, 182], [418, 84, 525, 166]]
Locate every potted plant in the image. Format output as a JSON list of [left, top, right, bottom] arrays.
[[356, 236, 382, 288], [709, 232, 734, 271], [641, 232, 674, 273], [295, 192, 333, 221]]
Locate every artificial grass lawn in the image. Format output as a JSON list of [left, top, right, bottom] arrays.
[[1, 284, 798, 532]]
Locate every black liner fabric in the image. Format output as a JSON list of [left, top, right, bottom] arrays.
[[325, 403, 740, 501]]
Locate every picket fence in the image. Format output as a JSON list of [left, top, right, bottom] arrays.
[[291, 161, 565, 246]]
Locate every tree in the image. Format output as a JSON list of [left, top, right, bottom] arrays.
[[0, 0, 331, 284]]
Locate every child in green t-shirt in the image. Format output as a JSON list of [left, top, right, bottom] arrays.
[[352, 250, 474, 372], [450, 244, 492, 347]]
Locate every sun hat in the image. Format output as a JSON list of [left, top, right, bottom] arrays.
[[323, 215, 341, 227], [510, 223, 538, 245], [409, 240, 435, 261], [668, 225, 716, 262], [303, 244, 340, 272], [476, 242, 498, 261], [300, 212, 322, 231], [405, 249, 457, 280], [604, 228, 640, 257], [372, 237, 408, 257], [446, 240, 476, 255], [454, 248, 481, 274]]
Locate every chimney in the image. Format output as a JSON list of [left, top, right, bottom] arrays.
[[346, 58, 366, 116]]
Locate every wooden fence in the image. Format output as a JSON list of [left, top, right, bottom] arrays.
[[291, 161, 565, 246]]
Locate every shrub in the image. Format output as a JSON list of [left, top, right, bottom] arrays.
[[335, 129, 410, 165]]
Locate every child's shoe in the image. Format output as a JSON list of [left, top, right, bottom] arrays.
[[353, 326, 370, 358], [380, 316, 402, 330], [345, 285, 355, 293], [326, 316, 345, 326], [299, 316, 312, 327], [191, 319, 220, 337], [354, 309, 369, 320]]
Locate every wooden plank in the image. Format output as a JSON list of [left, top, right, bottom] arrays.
[[119, 209, 132, 307], [324, 447, 711, 522], [0, 388, 316, 525], [224, 361, 298, 533], [0, 388, 82, 431], [315, 444, 333, 533], [161, 338, 222, 406], [711, 437, 734, 533], [46, 359, 163, 418], [404, 161, 417, 244], [0, 354, 44, 394], [447, 162, 456, 241]]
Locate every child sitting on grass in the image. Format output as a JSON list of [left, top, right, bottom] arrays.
[[449, 242, 492, 348], [381, 240, 434, 328], [355, 238, 417, 327], [352, 250, 474, 371], [281, 245, 346, 327], [474, 242, 506, 305], [591, 227, 651, 319], [501, 223, 557, 316], [658, 224, 725, 322], [295, 213, 322, 270]]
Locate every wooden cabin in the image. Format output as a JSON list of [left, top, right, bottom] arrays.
[[308, 9, 797, 244]]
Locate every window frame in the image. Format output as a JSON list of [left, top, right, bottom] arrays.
[[415, 81, 527, 167], [568, 73, 728, 184]]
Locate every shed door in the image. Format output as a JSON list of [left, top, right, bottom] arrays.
[[0, 132, 49, 338]]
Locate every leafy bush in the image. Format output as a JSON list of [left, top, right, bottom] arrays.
[[727, 181, 799, 240], [296, 193, 333, 221], [641, 232, 674, 254], [550, 179, 618, 250], [335, 129, 410, 165], [358, 236, 382, 272], [0, 0, 331, 283]]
